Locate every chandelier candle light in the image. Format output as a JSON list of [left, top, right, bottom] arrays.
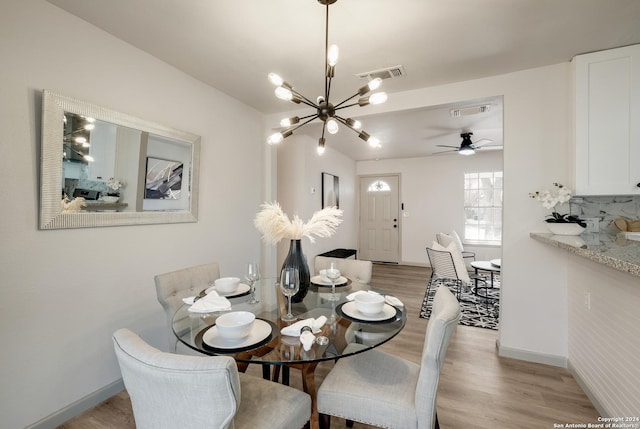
[[267, 0, 387, 155]]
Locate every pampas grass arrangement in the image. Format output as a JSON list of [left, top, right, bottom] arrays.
[[254, 201, 343, 245]]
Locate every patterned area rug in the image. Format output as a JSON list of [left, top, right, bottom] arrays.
[[419, 275, 500, 330]]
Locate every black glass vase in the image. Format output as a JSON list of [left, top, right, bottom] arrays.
[[281, 239, 310, 303]]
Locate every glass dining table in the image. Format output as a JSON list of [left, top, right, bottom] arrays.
[[172, 277, 406, 429]]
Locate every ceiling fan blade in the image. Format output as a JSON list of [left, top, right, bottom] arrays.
[[477, 145, 503, 151], [435, 144, 459, 149], [472, 139, 494, 147], [433, 148, 457, 155]]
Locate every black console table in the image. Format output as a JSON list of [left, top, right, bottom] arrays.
[[318, 248, 357, 259]]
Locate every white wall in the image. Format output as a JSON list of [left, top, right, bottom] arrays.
[[0, 2, 265, 428], [357, 151, 503, 265], [275, 134, 357, 275], [566, 252, 640, 416], [341, 64, 574, 366]]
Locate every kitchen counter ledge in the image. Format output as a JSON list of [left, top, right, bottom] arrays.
[[530, 232, 640, 278]]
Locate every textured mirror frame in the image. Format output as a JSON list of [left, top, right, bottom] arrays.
[[39, 90, 200, 229]]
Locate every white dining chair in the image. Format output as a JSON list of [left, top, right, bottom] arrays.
[[154, 262, 220, 353], [426, 244, 486, 303], [436, 230, 475, 266], [317, 286, 461, 429], [314, 256, 373, 283], [113, 328, 312, 429]]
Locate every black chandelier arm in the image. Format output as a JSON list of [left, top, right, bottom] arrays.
[[324, 3, 330, 100], [333, 102, 360, 111], [283, 114, 320, 135], [333, 92, 362, 109], [325, 75, 333, 102], [289, 89, 319, 109], [298, 113, 318, 121], [334, 116, 364, 135]]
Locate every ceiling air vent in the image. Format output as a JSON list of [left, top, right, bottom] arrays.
[[357, 65, 406, 81], [450, 104, 492, 118]]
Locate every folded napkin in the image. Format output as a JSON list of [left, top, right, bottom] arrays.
[[384, 295, 403, 307], [300, 330, 316, 351], [187, 292, 231, 313], [280, 316, 327, 337], [346, 290, 404, 308], [183, 289, 220, 305]]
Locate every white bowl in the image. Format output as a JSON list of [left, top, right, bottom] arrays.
[[214, 277, 240, 293], [354, 293, 385, 315], [216, 311, 255, 340]]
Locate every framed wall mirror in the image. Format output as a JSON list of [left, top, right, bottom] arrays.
[[39, 90, 201, 229]]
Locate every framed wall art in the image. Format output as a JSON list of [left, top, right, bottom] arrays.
[[322, 172, 339, 208]]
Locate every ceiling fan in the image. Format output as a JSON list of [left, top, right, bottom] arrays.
[[435, 132, 501, 155]]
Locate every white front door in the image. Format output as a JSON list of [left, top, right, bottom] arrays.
[[358, 175, 400, 263]]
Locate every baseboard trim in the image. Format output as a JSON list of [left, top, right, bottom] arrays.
[[567, 360, 608, 417], [25, 379, 125, 429], [496, 339, 568, 368]]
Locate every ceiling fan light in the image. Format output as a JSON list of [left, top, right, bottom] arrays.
[[327, 44, 339, 66], [326, 119, 339, 134], [317, 138, 326, 155], [346, 118, 362, 130], [459, 147, 475, 155]]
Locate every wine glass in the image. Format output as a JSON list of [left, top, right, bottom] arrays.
[[280, 267, 299, 321], [325, 261, 341, 301], [245, 262, 260, 304]]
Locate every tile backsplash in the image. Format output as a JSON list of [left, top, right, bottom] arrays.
[[571, 195, 640, 234]]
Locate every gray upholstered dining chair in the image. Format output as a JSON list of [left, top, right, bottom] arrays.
[[154, 262, 220, 352], [113, 328, 312, 429], [314, 256, 373, 283], [317, 286, 461, 429]]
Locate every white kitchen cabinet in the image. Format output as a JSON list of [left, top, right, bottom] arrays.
[[573, 44, 640, 195]]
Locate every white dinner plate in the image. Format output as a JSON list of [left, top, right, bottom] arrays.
[[203, 319, 272, 350], [310, 275, 349, 287], [340, 301, 397, 322], [205, 282, 251, 298]]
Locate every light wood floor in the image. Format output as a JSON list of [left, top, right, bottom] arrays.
[[58, 264, 599, 429]]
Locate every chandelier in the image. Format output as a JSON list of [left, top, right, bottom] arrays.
[[267, 0, 388, 155]]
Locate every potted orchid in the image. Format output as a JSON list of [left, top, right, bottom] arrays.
[[103, 177, 124, 202], [529, 182, 586, 235]]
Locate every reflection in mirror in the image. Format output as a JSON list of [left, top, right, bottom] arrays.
[[40, 90, 200, 229]]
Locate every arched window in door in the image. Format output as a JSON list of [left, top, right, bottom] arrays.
[[367, 180, 391, 192]]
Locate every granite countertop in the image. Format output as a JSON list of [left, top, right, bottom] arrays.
[[530, 231, 640, 277]]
